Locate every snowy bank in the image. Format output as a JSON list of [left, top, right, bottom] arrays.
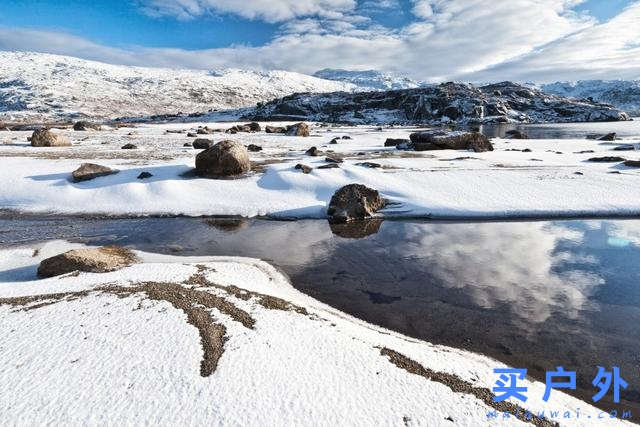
[[0, 241, 631, 425]]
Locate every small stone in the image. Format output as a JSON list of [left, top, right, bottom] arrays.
[[183, 142, 192, 147], [330, 138, 339, 144], [587, 156, 626, 163], [137, 172, 153, 179], [305, 146, 320, 156], [356, 162, 381, 168], [318, 163, 340, 169], [613, 145, 635, 151], [121, 143, 137, 149], [246, 144, 262, 152], [295, 163, 312, 174], [325, 156, 343, 164], [187, 132, 197, 137], [598, 132, 617, 141], [193, 138, 213, 149], [73, 121, 101, 131], [72, 163, 118, 182]]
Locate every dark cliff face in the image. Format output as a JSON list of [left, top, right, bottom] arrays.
[[244, 81, 630, 125]]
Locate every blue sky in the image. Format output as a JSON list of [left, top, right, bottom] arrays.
[[0, 0, 639, 82]]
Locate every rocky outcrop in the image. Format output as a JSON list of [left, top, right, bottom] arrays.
[[244, 81, 629, 125], [408, 130, 494, 152], [30, 129, 71, 147], [37, 246, 138, 277], [73, 121, 101, 131], [195, 140, 251, 177], [327, 184, 386, 223], [285, 122, 310, 137]]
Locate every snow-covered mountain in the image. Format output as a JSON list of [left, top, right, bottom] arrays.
[[313, 68, 426, 91], [540, 80, 640, 116], [0, 51, 357, 122]]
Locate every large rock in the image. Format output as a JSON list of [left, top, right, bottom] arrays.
[[265, 125, 286, 134], [246, 122, 261, 132], [193, 138, 214, 149], [30, 129, 71, 147], [409, 130, 493, 152], [195, 140, 251, 177], [72, 163, 118, 182], [285, 122, 310, 137], [327, 184, 386, 223], [598, 132, 617, 141], [73, 121, 101, 131], [37, 246, 138, 277]]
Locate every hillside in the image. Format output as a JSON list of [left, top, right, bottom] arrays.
[[312, 68, 425, 91], [0, 51, 357, 123], [541, 80, 640, 116]]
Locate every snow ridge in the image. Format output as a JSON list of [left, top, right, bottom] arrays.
[[313, 68, 427, 90], [541, 80, 640, 115]]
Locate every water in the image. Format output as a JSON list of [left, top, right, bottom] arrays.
[[481, 118, 640, 139], [1, 215, 640, 412]]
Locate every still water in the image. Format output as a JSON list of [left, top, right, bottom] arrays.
[[1, 215, 639, 412], [481, 118, 640, 139]]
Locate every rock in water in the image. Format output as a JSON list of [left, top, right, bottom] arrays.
[[409, 130, 493, 152], [505, 129, 529, 139], [195, 140, 251, 177], [265, 125, 286, 133], [37, 246, 138, 277], [286, 122, 310, 137], [598, 133, 617, 141], [137, 171, 153, 179], [327, 184, 386, 223], [30, 129, 71, 147], [193, 138, 213, 149], [73, 121, 101, 131], [72, 163, 118, 182]]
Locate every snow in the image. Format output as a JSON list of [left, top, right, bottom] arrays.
[[1, 122, 640, 219], [0, 241, 632, 425], [0, 52, 357, 123]]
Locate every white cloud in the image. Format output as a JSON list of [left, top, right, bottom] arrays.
[[137, 0, 357, 22], [1, 0, 639, 82]]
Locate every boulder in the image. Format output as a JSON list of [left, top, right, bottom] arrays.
[[384, 138, 409, 147], [246, 122, 261, 132], [286, 122, 310, 137], [265, 125, 286, 134], [409, 130, 493, 152], [121, 143, 137, 149], [193, 138, 214, 149], [73, 121, 101, 131], [72, 163, 118, 182], [137, 171, 153, 179], [30, 129, 71, 147], [598, 133, 617, 141], [37, 246, 138, 277], [327, 184, 386, 223], [195, 140, 251, 177], [305, 146, 320, 156], [295, 163, 312, 174], [505, 129, 529, 139]]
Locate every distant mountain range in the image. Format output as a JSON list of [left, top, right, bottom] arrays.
[[313, 68, 427, 91], [540, 80, 640, 116]]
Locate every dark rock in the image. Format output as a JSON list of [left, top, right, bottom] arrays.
[[613, 145, 635, 151], [187, 132, 197, 137], [522, 148, 532, 152], [329, 219, 383, 239], [574, 150, 594, 154], [286, 122, 310, 137], [246, 122, 261, 132], [265, 125, 286, 133], [341, 136, 352, 140], [197, 127, 213, 135], [330, 138, 339, 144], [318, 163, 340, 169], [72, 163, 118, 182], [624, 160, 640, 168], [193, 138, 214, 149], [327, 184, 386, 223], [226, 125, 252, 133], [409, 130, 493, 152], [574, 172, 584, 175], [183, 142, 192, 147], [325, 156, 343, 164], [37, 246, 137, 277], [587, 156, 626, 162], [384, 138, 410, 147], [73, 121, 101, 131], [31, 129, 71, 147], [505, 129, 529, 139], [137, 172, 153, 179], [121, 143, 137, 149], [246, 144, 262, 152], [295, 163, 312, 174], [357, 162, 382, 168], [305, 146, 320, 156], [598, 133, 617, 141], [195, 140, 251, 177]]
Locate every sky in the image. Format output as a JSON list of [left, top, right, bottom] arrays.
[[0, 0, 639, 83]]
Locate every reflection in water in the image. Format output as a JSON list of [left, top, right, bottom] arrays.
[[1, 216, 640, 410], [329, 219, 383, 239]]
